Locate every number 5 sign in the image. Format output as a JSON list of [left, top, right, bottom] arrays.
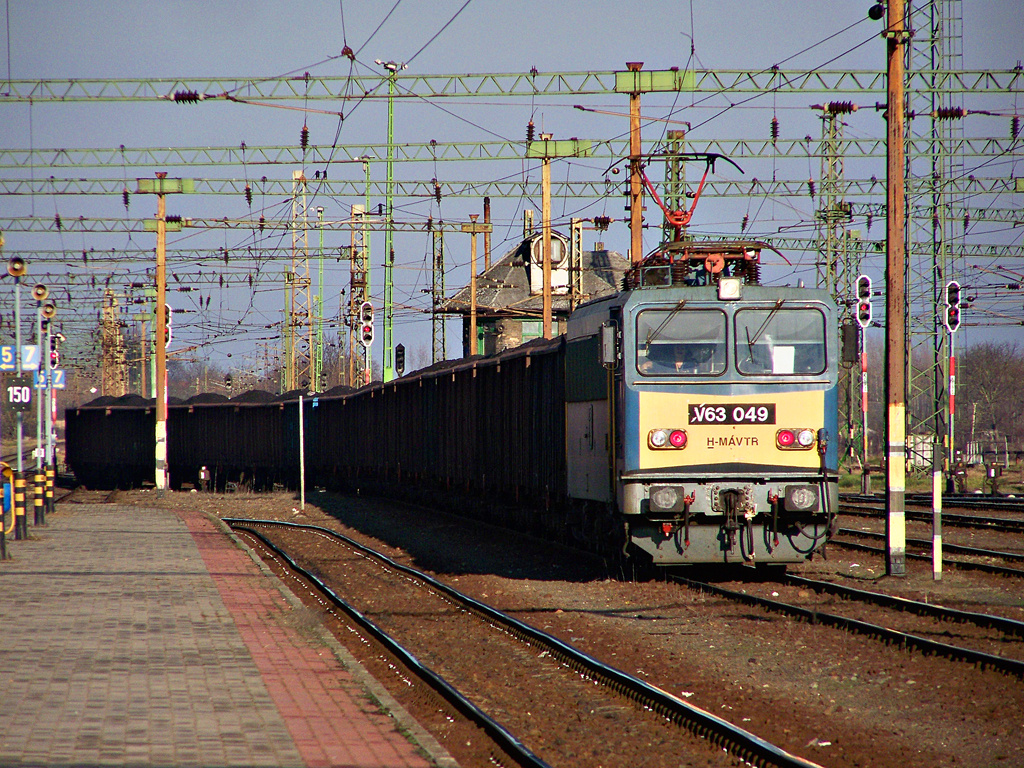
[[6, 374, 33, 412]]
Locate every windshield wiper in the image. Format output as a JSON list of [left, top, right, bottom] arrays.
[[745, 299, 785, 358], [644, 300, 687, 347]]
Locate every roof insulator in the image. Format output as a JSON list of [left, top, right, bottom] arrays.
[[173, 90, 202, 103]]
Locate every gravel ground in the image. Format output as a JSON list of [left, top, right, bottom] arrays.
[[112, 488, 1024, 768]]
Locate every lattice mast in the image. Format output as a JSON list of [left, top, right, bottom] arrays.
[[905, 0, 965, 470], [100, 289, 128, 396], [284, 170, 313, 392]]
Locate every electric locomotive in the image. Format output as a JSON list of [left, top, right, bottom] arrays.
[[565, 240, 839, 565]]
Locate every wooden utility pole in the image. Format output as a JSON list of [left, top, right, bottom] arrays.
[[155, 184, 168, 491], [525, 135, 593, 338], [136, 173, 191, 493], [885, 0, 908, 576], [461, 215, 490, 356], [627, 61, 644, 264]]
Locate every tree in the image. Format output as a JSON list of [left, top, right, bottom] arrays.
[[958, 342, 1024, 458]]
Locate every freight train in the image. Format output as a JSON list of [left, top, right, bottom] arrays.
[[66, 237, 839, 567]]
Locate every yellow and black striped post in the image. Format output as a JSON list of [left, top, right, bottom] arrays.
[[33, 472, 45, 526], [45, 465, 55, 519], [14, 473, 27, 540]]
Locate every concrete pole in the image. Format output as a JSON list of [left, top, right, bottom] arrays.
[[469, 214, 478, 354], [884, 0, 907, 576], [541, 135, 553, 339]]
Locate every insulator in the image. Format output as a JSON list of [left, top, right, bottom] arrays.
[[807, 179, 816, 199], [823, 101, 857, 114], [866, 212, 873, 232], [173, 90, 201, 103], [341, 44, 354, 61], [433, 178, 442, 204], [259, 216, 265, 232], [932, 211, 940, 230], [932, 106, 966, 120], [248, 274, 254, 288], [166, 215, 182, 224], [223, 249, 230, 265], [770, 116, 780, 143], [244, 184, 253, 207], [963, 212, 970, 233], [300, 124, 309, 151], [54, 213, 62, 230], [81, 250, 88, 265], [741, 214, 749, 233], [1012, 115, 1020, 139], [426, 216, 433, 231], [122, 188, 130, 210], [526, 120, 535, 144]]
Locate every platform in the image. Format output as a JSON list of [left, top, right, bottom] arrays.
[[0, 502, 454, 768]]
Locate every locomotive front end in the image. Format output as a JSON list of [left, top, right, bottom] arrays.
[[620, 277, 839, 565]]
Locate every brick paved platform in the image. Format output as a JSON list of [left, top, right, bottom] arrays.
[[0, 503, 454, 768]]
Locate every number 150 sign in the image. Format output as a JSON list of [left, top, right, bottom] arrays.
[[6, 375, 33, 412]]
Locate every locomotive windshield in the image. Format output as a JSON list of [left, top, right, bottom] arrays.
[[636, 309, 727, 375], [735, 307, 827, 375]]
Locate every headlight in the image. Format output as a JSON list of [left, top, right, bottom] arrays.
[[777, 428, 816, 450], [649, 429, 687, 450], [650, 486, 679, 511], [785, 484, 819, 511]]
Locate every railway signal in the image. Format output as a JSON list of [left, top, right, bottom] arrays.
[[855, 275, 872, 328], [359, 301, 374, 348], [944, 280, 961, 333], [395, 343, 405, 376], [164, 304, 173, 344]]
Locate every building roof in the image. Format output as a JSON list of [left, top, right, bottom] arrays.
[[443, 235, 629, 318]]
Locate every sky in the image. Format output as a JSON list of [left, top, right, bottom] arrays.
[[1, 0, 1022, 383]]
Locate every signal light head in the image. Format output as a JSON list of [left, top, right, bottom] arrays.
[[648, 428, 688, 450], [777, 428, 816, 450]]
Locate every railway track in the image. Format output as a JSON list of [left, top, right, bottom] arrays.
[[56, 487, 120, 504], [227, 518, 823, 768], [832, 527, 1024, 578], [671, 572, 1024, 678], [840, 503, 1024, 534]]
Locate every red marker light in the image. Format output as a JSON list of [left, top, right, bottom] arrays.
[[669, 430, 687, 448], [777, 429, 796, 447]]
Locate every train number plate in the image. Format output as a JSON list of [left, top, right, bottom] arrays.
[[688, 403, 776, 425]]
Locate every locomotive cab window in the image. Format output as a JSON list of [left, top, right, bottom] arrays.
[[735, 306, 827, 375], [636, 309, 726, 376]]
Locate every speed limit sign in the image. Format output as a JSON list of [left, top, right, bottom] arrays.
[[6, 374, 33, 412]]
